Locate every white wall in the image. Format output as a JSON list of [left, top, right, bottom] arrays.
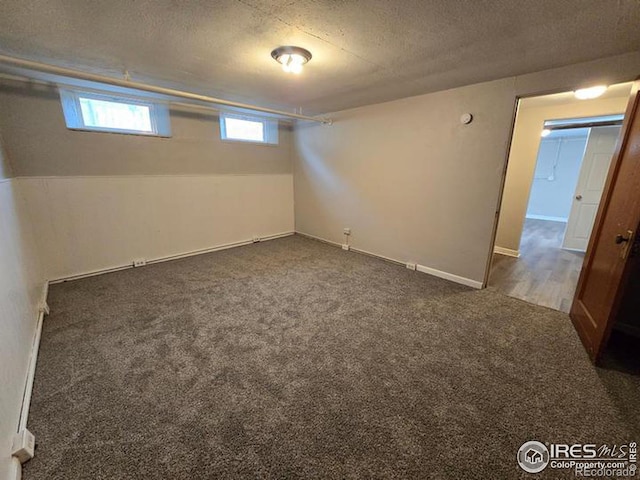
[[20, 174, 294, 281], [526, 131, 589, 222], [0, 139, 44, 480]]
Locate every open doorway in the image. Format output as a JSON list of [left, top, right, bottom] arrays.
[[489, 82, 632, 312]]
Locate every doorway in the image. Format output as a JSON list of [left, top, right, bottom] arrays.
[[489, 83, 632, 312]]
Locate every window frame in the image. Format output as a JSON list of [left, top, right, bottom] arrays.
[[219, 112, 278, 145], [59, 88, 171, 137]]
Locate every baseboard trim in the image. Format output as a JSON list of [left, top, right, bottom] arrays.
[[493, 246, 520, 258], [349, 246, 405, 267], [416, 264, 483, 289], [295, 231, 343, 249], [525, 214, 568, 223], [296, 231, 482, 289], [295, 232, 403, 266], [49, 231, 295, 284], [10, 457, 22, 480], [146, 231, 294, 265], [17, 281, 48, 436]]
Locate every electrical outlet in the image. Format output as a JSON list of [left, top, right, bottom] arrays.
[[252, 236, 261, 243], [133, 259, 147, 267], [343, 228, 351, 235], [406, 262, 417, 271], [342, 244, 350, 251], [12, 429, 35, 464]]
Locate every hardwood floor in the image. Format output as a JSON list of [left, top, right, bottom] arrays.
[[489, 218, 585, 313]]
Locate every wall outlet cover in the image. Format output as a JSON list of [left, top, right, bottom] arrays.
[[252, 237, 261, 243], [342, 244, 350, 251], [133, 259, 147, 267], [343, 228, 351, 235], [406, 262, 417, 270]]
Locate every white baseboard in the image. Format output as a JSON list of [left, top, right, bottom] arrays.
[[525, 214, 568, 223], [296, 231, 482, 289], [13, 281, 48, 478], [493, 246, 520, 258], [416, 264, 483, 289], [18, 309, 44, 432], [349, 246, 405, 267], [10, 457, 22, 480], [49, 231, 295, 284], [295, 231, 343, 249], [17, 282, 48, 432]]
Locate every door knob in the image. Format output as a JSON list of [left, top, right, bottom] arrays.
[[615, 231, 632, 244], [575, 194, 583, 200]]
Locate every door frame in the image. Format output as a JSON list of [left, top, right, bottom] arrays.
[[481, 97, 520, 287], [483, 84, 636, 289]]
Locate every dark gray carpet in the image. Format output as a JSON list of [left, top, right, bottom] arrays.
[[24, 235, 639, 479]]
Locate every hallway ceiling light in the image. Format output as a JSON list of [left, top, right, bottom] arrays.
[[574, 85, 608, 100], [271, 46, 312, 74]]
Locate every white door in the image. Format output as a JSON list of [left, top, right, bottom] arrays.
[[563, 125, 621, 251]]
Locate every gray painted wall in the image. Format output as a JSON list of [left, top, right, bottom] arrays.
[[294, 78, 516, 283], [293, 52, 640, 284], [0, 79, 292, 177], [0, 130, 12, 179]]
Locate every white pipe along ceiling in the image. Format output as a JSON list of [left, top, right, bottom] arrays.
[[0, 54, 332, 124]]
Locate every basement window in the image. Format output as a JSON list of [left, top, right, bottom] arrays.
[[220, 112, 278, 145], [59, 88, 171, 136]]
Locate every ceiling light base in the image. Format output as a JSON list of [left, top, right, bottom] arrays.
[[271, 46, 312, 74]]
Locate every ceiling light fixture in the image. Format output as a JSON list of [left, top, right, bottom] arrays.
[[574, 85, 608, 100], [271, 46, 312, 74]]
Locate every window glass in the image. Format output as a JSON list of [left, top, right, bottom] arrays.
[[223, 117, 264, 142], [78, 97, 153, 132], [59, 88, 171, 137], [220, 113, 278, 144]]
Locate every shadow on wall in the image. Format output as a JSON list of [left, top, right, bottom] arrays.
[[525, 129, 589, 223]]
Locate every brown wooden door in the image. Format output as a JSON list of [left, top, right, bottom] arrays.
[[570, 80, 640, 364]]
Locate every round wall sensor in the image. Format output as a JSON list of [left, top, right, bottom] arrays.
[[460, 113, 473, 124]]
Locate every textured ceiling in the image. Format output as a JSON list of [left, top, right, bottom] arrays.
[[0, 0, 639, 115]]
